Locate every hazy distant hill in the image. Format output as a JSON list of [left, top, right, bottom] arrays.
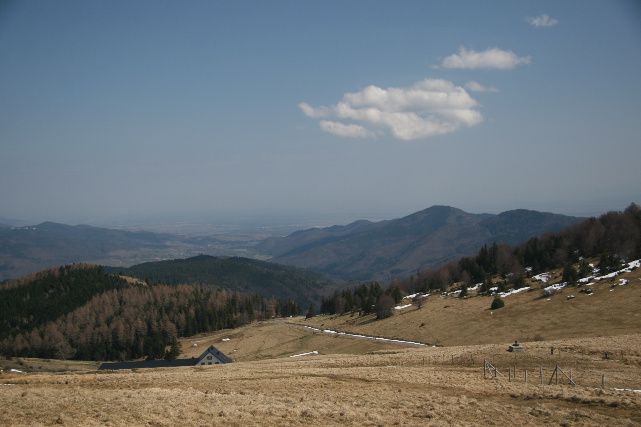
[[108, 255, 333, 307], [0, 222, 251, 281], [258, 206, 582, 281], [0, 222, 176, 280]]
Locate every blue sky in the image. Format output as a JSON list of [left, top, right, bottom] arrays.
[[1, 1, 640, 224]]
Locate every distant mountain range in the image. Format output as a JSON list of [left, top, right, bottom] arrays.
[[0, 206, 581, 283], [107, 255, 332, 307], [257, 206, 582, 281], [0, 222, 252, 281]]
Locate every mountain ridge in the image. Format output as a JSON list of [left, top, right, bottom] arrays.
[[258, 205, 582, 281]]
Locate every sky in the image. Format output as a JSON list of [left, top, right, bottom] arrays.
[[1, 0, 640, 225]]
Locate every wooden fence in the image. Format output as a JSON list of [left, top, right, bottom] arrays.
[[483, 359, 597, 387]]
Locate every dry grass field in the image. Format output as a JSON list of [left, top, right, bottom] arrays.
[[1, 334, 641, 426], [178, 319, 402, 361], [303, 266, 641, 347]]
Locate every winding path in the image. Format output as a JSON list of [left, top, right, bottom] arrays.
[[287, 322, 430, 348]]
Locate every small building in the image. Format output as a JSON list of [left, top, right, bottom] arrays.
[[196, 345, 232, 366], [507, 341, 524, 353], [98, 345, 232, 370]]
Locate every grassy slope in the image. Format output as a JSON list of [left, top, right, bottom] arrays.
[[304, 267, 641, 346], [178, 319, 400, 361], [2, 334, 640, 426]]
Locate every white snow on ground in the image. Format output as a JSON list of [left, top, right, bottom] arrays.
[[543, 282, 568, 294], [290, 350, 318, 357], [303, 325, 426, 346], [9, 369, 24, 374], [596, 272, 618, 280], [221, 338, 230, 342], [578, 276, 594, 283], [402, 293, 429, 300], [533, 272, 551, 283], [619, 279, 629, 286], [468, 282, 483, 292], [614, 388, 641, 393], [498, 287, 531, 298], [489, 286, 498, 292], [394, 304, 413, 310], [593, 259, 640, 282]]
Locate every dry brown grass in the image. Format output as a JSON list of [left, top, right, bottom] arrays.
[[1, 334, 641, 426], [304, 267, 641, 347], [179, 319, 401, 361]]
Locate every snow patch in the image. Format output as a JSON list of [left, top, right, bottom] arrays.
[[221, 338, 230, 342], [533, 272, 551, 283], [290, 350, 318, 357], [9, 369, 24, 374], [468, 282, 483, 291], [543, 282, 568, 295], [498, 287, 531, 298], [614, 388, 641, 393], [303, 325, 426, 346], [402, 293, 429, 300], [394, 304, 413, 310]]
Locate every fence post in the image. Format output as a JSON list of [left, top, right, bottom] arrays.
[[539, 366, 543, 385], [601, 374, 605, 389], [525, 369, 528, 384], [508, 367, 512, 381]]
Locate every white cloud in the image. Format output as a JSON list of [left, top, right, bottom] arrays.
[[527, 14, 559, 27], [319, 120, 374, 138], [299, 78, 483, 141], [299, 102, 331, 118], [441, 47, 531, 70], [465, 81, 498, 93]]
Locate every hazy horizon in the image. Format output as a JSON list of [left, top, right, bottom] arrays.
[[2, 1, 640, 227]]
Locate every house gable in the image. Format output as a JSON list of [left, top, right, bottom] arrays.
[[196, 345, 233, 365]]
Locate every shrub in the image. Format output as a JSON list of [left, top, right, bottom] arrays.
[[375, 295, 395, 320], [562, 263, 578, 284], [490, 297, 505, 310]]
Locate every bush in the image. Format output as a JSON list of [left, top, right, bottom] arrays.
[[562, 263, 578, 284], [375, 295, 395, 320], [490, 297, 505, 310]]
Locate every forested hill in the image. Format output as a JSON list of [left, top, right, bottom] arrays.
[[319, 204, 641, 316], [0, 265, 299, 361], [107, 255, 333, 307], [258, 205, 582, 281]]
